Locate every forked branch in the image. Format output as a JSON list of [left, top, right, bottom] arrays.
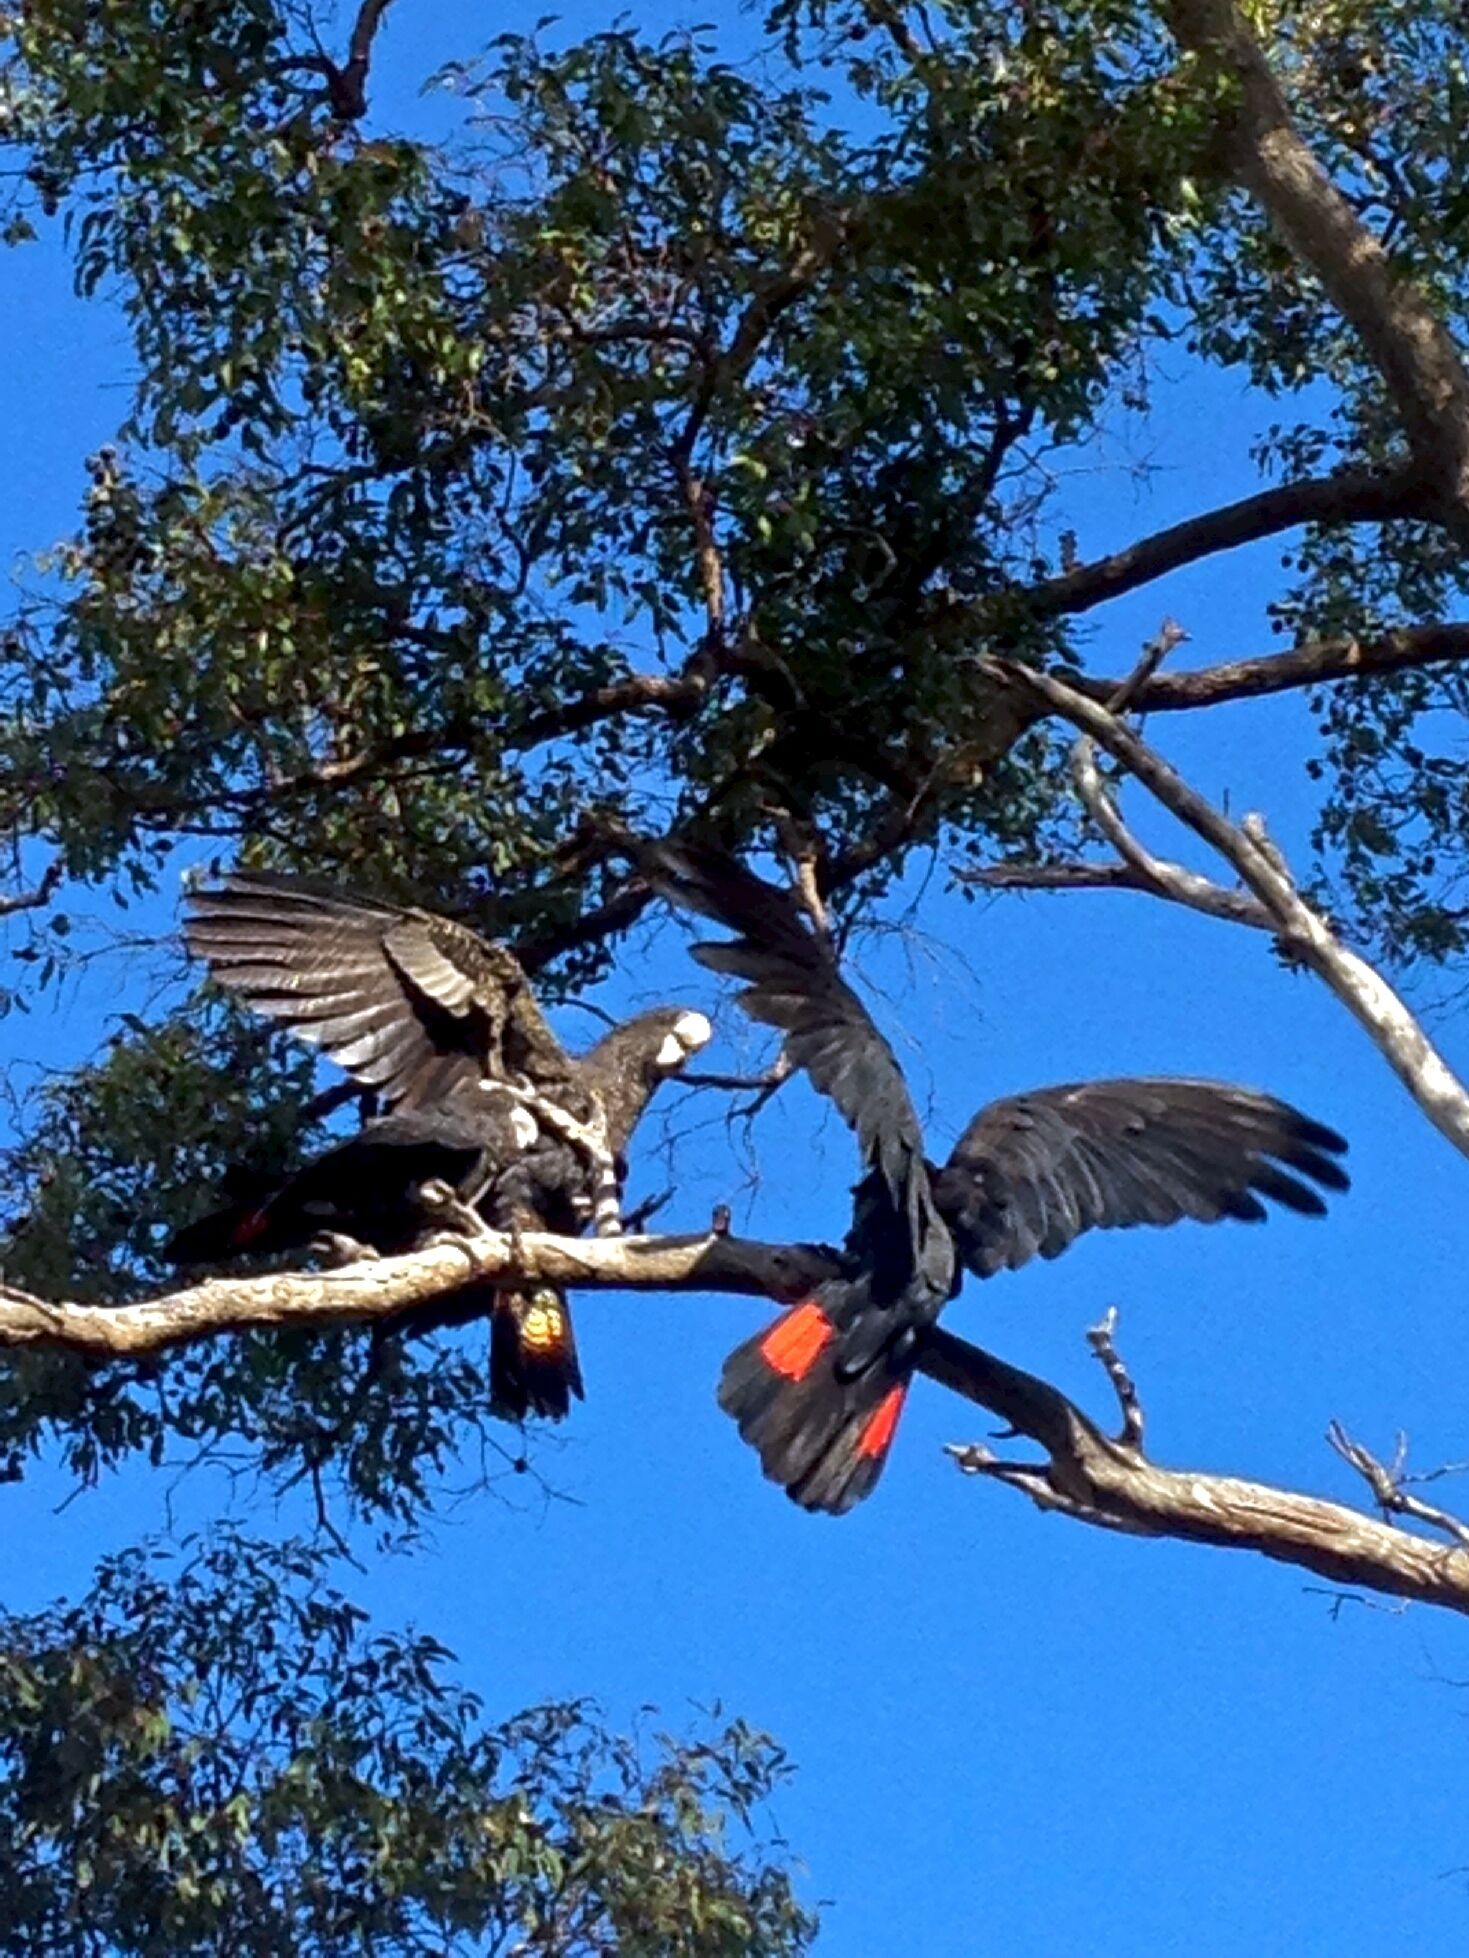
[[931, 1317, 1469, 1614], [979, 657, 1469, 1163]]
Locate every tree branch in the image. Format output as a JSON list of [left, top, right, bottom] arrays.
[[0, 860, 61, 917], [1002, 467, 1422, 623], [928, 1323, 1469, 1615], [1071, 621, 1469, 712], [1327, 1423, 1469, 1551], [0, 1231, 842, 1358], [327, 0, 396, 119], [1164, 0, 1469, 533], [9, 1236, 1469, 1614], [984, 657, 1469, 1161]]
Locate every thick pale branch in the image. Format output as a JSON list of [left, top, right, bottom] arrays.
[[1164, 0, 1469, 530], [0, 1232, 840, 1358], [1069, 741, 1278, 930], [991, 658, 1469, 1161], [926, 1327, 1469, 1615], [9, 1237, 1469, 1613]]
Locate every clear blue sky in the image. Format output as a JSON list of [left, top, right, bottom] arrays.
[[4, 4, 1469, 1952]]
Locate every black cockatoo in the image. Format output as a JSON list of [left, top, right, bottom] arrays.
[[642, 841, 1349, 1514], [172, 873, 711, 1417]]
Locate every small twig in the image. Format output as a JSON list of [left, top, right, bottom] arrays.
[[311, 1231, 381, 1266], [1403, 1459, 1469, 1489], [417, 1179, 497, 1245], [1302, 1586, 1411, 1620], [1327, 1422, 1469, 1550], [621, 1188, 674, 1233], [679, 1056, 796, 1095], [1105, 618, 1190, 714], [0, 860, 62, 918], [1086, 1307, 1146, 1452]]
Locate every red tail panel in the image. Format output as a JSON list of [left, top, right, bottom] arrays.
[[855, 1383, 907, 1460], [230, 1207, 272, 1248], [759, 1300, 834, 1380]]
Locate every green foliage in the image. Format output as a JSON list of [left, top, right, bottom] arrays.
[[0, 0, 1464, 1545], [2, 0, 1469, 1919], [0, 1528, 816, 1955], [0, 1, 1218, 920]]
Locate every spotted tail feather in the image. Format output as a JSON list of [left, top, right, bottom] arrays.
[[490, 1286, 585, 1422]]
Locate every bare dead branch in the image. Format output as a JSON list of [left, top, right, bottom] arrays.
[[927, 1325, 1469, 1615], [8, 1236, 1469, 1613], [987, 657, 1469, 1162], [1327, 1423, 1469, 1550], [960, 855, 1275, 930], [959, 859, 1154, 896], [678, 1055, 796, 1095], [1105, 618, 1189, 714], [0, 1231, 841, 1358], [1087, 1307, 1146, 1452], [1069, 739, 1277, 932]]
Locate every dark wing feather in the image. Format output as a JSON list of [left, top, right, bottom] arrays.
[[643, 842, 954, 1366], [643, 842, 927, 1214], [934, 1077, 1349, 1278], [185, 872, 570, 1108]]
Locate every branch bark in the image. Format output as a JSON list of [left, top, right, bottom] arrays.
[[0, 860, 61, 917], [1002, 467, 1422, 624], [328, 0, 396, 119], [0, 1231, 841, 1357], [1072, 621, 1469, 713], [1163, 0, 1469, 533], [984, 657, 1469, 1162], [11, 1235, 1469, 1615], [927, 1326, 1469, 1614]]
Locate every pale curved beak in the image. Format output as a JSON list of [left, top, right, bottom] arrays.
[[655, 1009, 713, 1070]]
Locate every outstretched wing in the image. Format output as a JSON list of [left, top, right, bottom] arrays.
[[642, 842, 951, 1321], [184, 872, 570, 1108], [642, 844, 922, 1207], [933, 1077, 1349, 1278]]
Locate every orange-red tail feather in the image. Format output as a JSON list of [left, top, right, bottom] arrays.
[[718, 1284, 912, 1515]]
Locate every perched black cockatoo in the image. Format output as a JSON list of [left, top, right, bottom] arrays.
[[174, 872, 711, 1417], [642, 841, 1349, 1515]]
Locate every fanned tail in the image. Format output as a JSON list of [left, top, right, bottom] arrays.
[[490, 1286, 585, 1422], [717, 1286, 913, 1515]]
